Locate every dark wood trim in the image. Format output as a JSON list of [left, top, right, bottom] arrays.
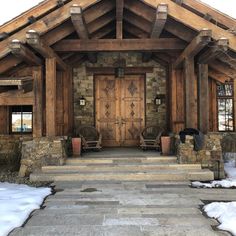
[[87, 67, 153, 75]]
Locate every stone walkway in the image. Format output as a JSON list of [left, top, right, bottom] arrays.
[[11, 180, 236, 236]]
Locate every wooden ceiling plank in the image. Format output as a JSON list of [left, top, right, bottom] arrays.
[[26, 30, 68, 70], [90, 23, 116, 39], [9, 40, 42, 66], [209, 69, 230, 83], [70, 4, 97, 63], [197, 37, 229, 64], [53, 38, 187, 52], [174, 29, 212, 68], [0, 0, 98, 60], [116, 0, 124, 39], [0, 55, 22, 74]]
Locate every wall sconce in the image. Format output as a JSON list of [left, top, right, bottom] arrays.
[[79, 96, 86, 106], [154, 94, 165, 106]]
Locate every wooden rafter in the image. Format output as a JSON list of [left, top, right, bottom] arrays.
[[9, 40, 42, 66], [0, 0, 98, 60], [174, 29, 212, 68], [0, 55, 22, 74], [197, 37, 229, 64], [70, 4, 97, 63], [143, 3, 168, 62], [116, 0, 124, 39], [171, 0, 236, 31], [26, 30, 68, 71], [210, 60, 236, 79], [53, 38, 187, 52], [142, 0, 236, 52]]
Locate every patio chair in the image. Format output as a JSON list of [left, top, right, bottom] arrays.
[[78, 126, 102, 151], [140, 126, 164, 150]]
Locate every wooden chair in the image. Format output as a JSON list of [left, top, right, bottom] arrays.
[[140, 126, 164, 150], [78, 126, 102, 151]]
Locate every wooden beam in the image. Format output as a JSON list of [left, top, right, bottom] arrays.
[[46, 58, 57, 136], [70, 4, 97, 63], [32, 66, 43, 138], [208, 69, 230, 83], [86, 67, 153, 75], [0, 90, 33, 105], [0, 77, 32, 86], [198, 64, 209, 133], [0, 55, 22, 74], [116, 0, 124, 39], [174, 29, 212, 68], [210, 60, 236, 79], [143, 3, 168, 62], [198, 38, 229, 64], [171, 0, 236, 31], [142, 0, 236, 52], [151, 3, 168, 38], [0, 0, 69, 35], [234, 79, 236, 131], [0, 0, 98, 60], [184, 57, 196, 128], [26, 30, 68, 70], [53, 38, 187, 52], [9, 40, 42, 66]]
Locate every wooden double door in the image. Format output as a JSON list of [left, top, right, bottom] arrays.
[[95, 75, 145, 147]]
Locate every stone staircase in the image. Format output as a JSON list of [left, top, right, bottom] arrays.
[[30, 155, 214, 182]]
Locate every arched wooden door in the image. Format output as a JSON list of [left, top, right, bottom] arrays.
[[95, 74, 145, 147]]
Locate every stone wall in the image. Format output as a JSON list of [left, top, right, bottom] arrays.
[[0, 135, 31, 170], [19, 137, 67, 177], [73, 52, 167, 133], [221, 133, 236, 163], [177, 133, 225, 179]]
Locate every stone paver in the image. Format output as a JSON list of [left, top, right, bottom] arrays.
[[10, 180, 235, 236]]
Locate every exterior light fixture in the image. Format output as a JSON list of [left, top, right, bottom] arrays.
[[79, 96, 86, 106], [154, 94, 165, 106]]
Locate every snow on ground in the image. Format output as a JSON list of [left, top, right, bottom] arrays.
[[192, 160, 236, 235], [204, 202, 236, 236], [0, 183, 51, 236], [192, 159, 236, 188]]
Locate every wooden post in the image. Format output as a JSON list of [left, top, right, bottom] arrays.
[[184, 57, 197, 128], [46, 58, 57, 136], [234, 79, 236, 131], [32, 66, 43, 137], [0, 106, 8, 134], [197, 64, 209, 133]]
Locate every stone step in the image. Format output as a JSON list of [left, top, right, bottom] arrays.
[[42, 164, 202, 173], [66, 156, 177, 165], [30, 169, 214, 182]]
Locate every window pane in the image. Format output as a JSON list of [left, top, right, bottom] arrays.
[[12, 112, 22, 132], [22, 112, 32, 132], [218, 98, 234, 131], [217, 83, 233, 97]]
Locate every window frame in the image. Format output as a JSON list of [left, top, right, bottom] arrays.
[[216, 82, 235, 132], [10, 105, 33, 134]]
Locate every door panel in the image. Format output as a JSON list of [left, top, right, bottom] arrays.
[[95, 75, 120, 146], [121, 75, 145, 146], [95, 75, 145, 147]]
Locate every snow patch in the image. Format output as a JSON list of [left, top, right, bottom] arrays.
[[204, 202, 236, 236], [0, 183, 51, 236]]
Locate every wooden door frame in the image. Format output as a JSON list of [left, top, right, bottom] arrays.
[[93, 72, 147, 146]]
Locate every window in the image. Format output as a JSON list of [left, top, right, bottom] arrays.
[[217, 82, 234, 131], [10, 106, 33, 133]]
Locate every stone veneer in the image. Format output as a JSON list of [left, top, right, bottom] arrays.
[[177, 133, 225, 179], [19, 137, 67, 177], [0, 135, 31, 170], [73, 52, 167, 133]]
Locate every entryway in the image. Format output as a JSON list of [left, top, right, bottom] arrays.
[[95, 75, 145, 147]]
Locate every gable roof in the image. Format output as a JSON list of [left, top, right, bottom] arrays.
[[0, 0, 235, 78]]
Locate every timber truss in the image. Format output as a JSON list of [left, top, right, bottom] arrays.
[[0, 0, 235, 136]]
